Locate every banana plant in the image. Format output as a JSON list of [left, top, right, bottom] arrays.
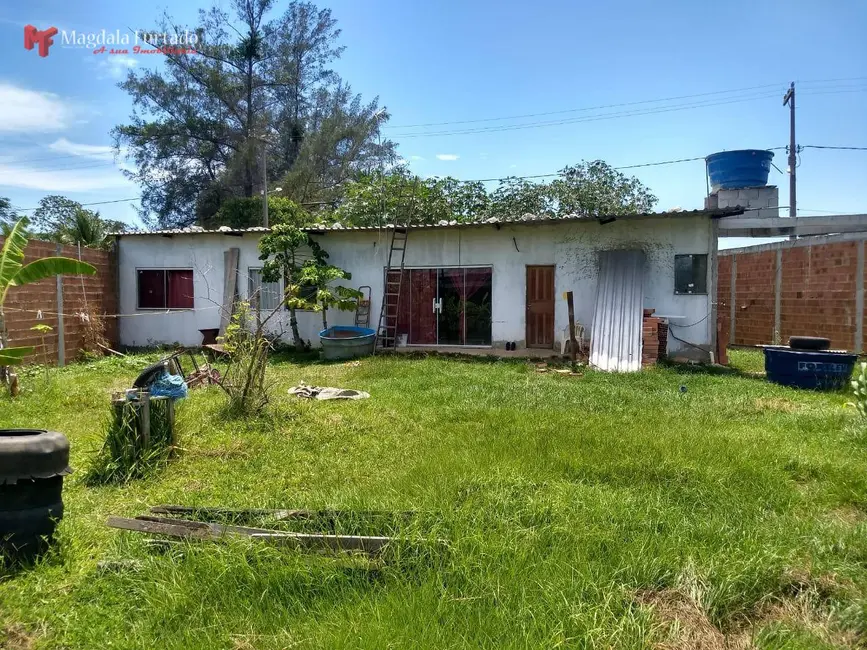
[[0, 218, 96, 371]]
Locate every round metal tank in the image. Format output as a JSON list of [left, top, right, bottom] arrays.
[[706, 150, 774, 191], [319, 326, 376, 360]]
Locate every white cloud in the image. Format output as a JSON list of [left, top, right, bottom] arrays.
[[410, 155, 425, 161], [96, 55, 138, 79], [509, 164, 517, 169], [0, 164, 134, 192], [48, 137, 114, 159], [436, 154, 459, 161], [0, 83, 75, 132]]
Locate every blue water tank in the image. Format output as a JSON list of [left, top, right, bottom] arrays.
[[706, 150, 774, 191], [763, 347, 856, 390]]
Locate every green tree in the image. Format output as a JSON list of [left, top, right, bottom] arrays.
[[334, 169, 486, 227], [114, 0, 395, 228], [27, 195, 126, 247], [298, 243, 361, 330], [206, 196, 309, 229], [0, 218, 96, 389], [488, 161, 657, 219], [0, 197, 18, 235], [335, 161, 657, 225], [258, 224, 318, 348]]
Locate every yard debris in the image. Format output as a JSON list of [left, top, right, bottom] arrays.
[[289, 382, 370, 400], [106, 514, 393, 556], [149, 504, 418, 521]]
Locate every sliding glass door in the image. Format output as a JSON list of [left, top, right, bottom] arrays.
[[393, 267, 492, 346]]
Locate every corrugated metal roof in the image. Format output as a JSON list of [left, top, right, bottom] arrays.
[[111, 208, 743, 237], [590, 250, 646, 372]]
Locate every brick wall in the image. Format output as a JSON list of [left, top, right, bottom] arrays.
[[1, 238, 117, 365], [642, 309, 661, 366], [718, 237, 866, 352]]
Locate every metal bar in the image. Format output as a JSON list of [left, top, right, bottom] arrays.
[[55, 243, 65, 367], [856, 241, 864, 353], [709, 217, 720, 359], [774, 249, 782, 344], [107, 516, 396, 555]]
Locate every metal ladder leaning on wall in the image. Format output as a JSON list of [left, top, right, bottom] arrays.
[[373, 227, 408, 353]]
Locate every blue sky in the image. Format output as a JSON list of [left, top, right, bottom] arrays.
[[1, 0, 865, 248]]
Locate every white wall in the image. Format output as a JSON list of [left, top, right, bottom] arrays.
[[117, 215, 714, 353]]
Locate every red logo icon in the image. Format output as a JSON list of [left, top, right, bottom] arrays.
[[24, 25, 59, 58]]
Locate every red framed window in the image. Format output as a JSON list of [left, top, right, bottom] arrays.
[[137, 269, 194, 309]]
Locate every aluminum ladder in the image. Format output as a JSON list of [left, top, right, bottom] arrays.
[[374, 228, 408, 352]]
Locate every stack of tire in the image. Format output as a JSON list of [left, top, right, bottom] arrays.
[[0, 430, 71, 560]]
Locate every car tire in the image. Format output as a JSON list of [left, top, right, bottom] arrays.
[[788, 336, 831, 351], [0, 430, 71, 484]]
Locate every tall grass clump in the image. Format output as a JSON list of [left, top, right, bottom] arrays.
[[85, 395, 176, 484]]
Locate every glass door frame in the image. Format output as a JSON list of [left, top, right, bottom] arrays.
[[389, 265, 493, 348]]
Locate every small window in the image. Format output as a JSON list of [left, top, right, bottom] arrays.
[[290, 281, 319, 311], [674, 254, 708, 294], [248, 268, 281, 310], [137, 269, 194, 309]]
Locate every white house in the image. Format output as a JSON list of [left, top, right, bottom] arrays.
[[114, 209, 738, 367]]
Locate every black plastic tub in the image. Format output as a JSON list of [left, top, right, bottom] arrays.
[[763, 346, 857, 390]]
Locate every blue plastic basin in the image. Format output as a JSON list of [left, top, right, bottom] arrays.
[[706, 150, 774, 191], [763, 347, 856, 390], [319, 326, 376, 360]]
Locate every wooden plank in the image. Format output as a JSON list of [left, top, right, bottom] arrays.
[[150, 505, 301, 520], [140, 391, 150, 449], [566, 290, 577, 371], [106, 516, 216, 540], [149, 505, 418, 521]]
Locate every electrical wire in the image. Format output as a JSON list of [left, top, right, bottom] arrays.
[[801, 145, 867, 151], [390, 91, 786, 138], [387, 79, 867, 130], [388, 88, 867, 139], [16, 197, 142, 211], [386, 82, 788, 129]]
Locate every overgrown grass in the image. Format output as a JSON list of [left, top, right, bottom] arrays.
[[0, 350, 865, 648]]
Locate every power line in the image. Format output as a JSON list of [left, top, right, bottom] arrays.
[[389, 88, 867, 139], [801, 144, 867, 151], [386, 83, 787, 130], [391, 91, 785, 138], [387, 79, 867, 130], [16, 197, 141, 212]]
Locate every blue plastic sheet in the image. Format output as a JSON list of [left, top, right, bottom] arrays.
[[148, 370, 188, 400]]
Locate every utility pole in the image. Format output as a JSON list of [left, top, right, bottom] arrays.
[[783, 82, 797, 219], [261, 142, 269, 228]]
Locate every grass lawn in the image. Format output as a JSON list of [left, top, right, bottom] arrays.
[[1, 349, 866, 649]]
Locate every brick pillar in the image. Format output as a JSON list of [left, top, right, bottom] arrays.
[[642, 308, 661, 367]]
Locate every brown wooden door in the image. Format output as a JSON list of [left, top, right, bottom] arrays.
[[526, 265, 555, 348]]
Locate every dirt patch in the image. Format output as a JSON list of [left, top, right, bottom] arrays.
[[640, 571, 858, 650], [1, 624, 37, 650], [754, 397, 799, 413], [827, 505, 867, 526], [638, 589, 752, 649]]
